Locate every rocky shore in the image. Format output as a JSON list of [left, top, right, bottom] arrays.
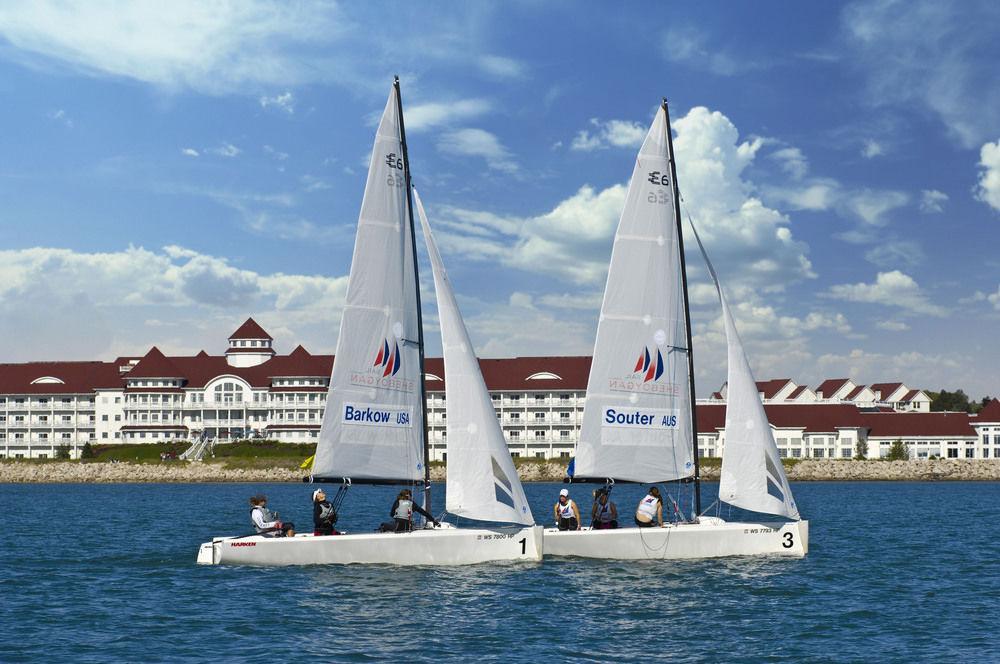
[[3, 458, 1000, 483]]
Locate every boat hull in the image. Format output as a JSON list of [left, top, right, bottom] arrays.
[[197, 524, 543, 566], [543, 518, 808, 560]]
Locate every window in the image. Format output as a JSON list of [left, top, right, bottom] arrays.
[[534, 394, 544, 404], [102, 415, 108, 421], [559, 452, 570, 459], [534, 412, 545, 421], [947, 448, 958, 458], [102, 432, 108, 439], [791, 449, 801, 458], [560, 394, 569, 402], [778, 449, 788, 458], [841, 449, 852, 458], [965, 448, 974, 459], [114, 397, 121, 404], [560, 430, 569, 439], [982, 448, 989, 458], [114, 415, 121, 422], [535, 452, 545, 459], [812, 449, 824, 458], [560, 412, 570, 420], [509, 431, 520, 440], [62, 433, 71, 440], [510, 413, 520, 421], [511, 451, 520, 458]]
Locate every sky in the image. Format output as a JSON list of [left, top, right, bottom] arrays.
[[0, 1, 998, 399]]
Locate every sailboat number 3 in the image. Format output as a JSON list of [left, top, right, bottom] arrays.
[[782, 533, 794, 548]]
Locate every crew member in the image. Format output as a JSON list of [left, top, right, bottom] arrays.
[[635, 487, 664, 528], [250, 494, 295, 537], [312, 488, 340, 536], [381, 489, 439, 533], [553, 488, 581, 531], [591, 488, 618, 529]]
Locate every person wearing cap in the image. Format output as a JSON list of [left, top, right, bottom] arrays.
[[380, 488, 439, 533], [312, 488, 340, 536], [249, 494, 295, 537], [553, 488, 581, 531]]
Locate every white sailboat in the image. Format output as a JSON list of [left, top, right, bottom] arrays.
[[545, 99, 808, 560], [197, 79, 540, 566]]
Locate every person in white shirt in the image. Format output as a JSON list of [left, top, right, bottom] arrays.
[[249, 494, 295, 537], [553, 488, 581, 531], [634, 487, 664, 528]]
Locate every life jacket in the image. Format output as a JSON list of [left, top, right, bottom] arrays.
[[557, 500, 575, 519], [596, 501, 613, 522], [251, 505, 277, 533], [317, 501, 336, 524], [394, 499, 413, 520], [636, 495, 659, 519]]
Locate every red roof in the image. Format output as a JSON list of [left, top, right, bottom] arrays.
[[756, 379, 791, 399], [870, 382, 903, 400], [696, 404, 867, 434], [845, 385, 867, 400], [0, 361, 122, 394], [976, 399, 1000, 422], [862, 412, 975, 438], [787, 385, 809, 399], [126, 347, 182, 379], [816, 379, 850, 397], [229, 318, 273, 340], [901, 389, 922, 402]]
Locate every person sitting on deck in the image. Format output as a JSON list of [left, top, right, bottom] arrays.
[[312, 489, 341, 536], [591, 488, 618, 529], [553, 488, 581, 531], [634, 487, 664, 528], [380, 489, 439, 533], [250, 494, 295, 537]]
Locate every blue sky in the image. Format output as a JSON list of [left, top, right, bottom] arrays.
[[0, 1, 998, 398]]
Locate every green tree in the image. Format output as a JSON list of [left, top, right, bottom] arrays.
[[929, 389, 972, 412], [886, 439, 909, 461], [854, 438, 869, 460], [80, 442, 95, 460], [55, 444, 72, 460]]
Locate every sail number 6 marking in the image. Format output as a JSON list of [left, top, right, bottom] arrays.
[[782, 532, 794, 548], [518, 537, 526, 555]]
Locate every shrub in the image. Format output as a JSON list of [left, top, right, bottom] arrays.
[[55, 444, 72, 460], [854, 439, 869, 460], [886, 439, 909, 461], [80, 442, 95, 459]]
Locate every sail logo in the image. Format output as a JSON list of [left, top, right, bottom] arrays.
[[372, 339, 402, 378], [633, 346, 665, 383], [342, 403, 413, 428]]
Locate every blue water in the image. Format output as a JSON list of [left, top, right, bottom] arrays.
[[1, 481, 997, 662]]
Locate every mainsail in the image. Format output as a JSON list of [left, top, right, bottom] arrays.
[[312, 84, 425, 482], [689, 221, 800, 520], [415, 189, 534, 525], [574, 104, 695, 483]]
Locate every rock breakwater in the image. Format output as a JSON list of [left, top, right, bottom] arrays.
[[3, 459, 1000, 483]]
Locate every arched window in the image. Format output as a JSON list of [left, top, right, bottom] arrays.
[[214, 381, 245, 405]]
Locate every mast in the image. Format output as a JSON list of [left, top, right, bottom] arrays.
[[662, 98, 702, 517], [394, 76, 432, 515]]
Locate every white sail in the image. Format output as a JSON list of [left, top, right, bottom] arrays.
[[313, 85, 425, 482], [574, 105, 695, 483], [688, 221, 800, 520], [414, 189, 534, 525]]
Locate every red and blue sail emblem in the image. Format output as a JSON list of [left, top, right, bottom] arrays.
[[373, 339, 402, 377], [632, 346, 664, 383]]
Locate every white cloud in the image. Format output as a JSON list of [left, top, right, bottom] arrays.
[[259, 91, 295, 114], [405, 99, 492, 132], [826, 270, 947, 317], [434, 106, 814, 294], [47, 108, 73, 127], [0, 2, 343, 94], [842, 0, 1000, 148], [847, 189, 909, 226], [769, 147, 809, 180], [987, 285, 1000, 310], [661, 25, 749, 76], [437, 128, 518, 173], [570, 118, 646, 152], [975, 139, 1000, 212], [816, 348, 965, 394], [299, 175, 331, 192], [864, 240, 925, 268], [180, 148, 199, 157], [478, 55, 526, 79], [263, 145, 289, 161], [861, 139, 884, 158], [207, 143, 241, 158], [876, 320, 909, 331], [919, 189, 948, 213], [0, 245, 348, 361]]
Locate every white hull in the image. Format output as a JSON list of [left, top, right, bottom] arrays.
[[197, 524, 543, 566], [544, 518, 808, 560]]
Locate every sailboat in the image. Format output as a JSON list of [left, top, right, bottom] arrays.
[[545, 99, 808, 560], [197, 78, 540, 566]]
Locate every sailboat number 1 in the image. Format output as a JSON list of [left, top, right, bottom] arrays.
[[782, 533, 794, 548], [518, 538, 526, 555]]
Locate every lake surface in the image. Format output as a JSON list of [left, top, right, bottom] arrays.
[[1, 481, 997, 662]]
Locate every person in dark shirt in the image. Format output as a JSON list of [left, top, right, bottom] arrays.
[[312, 489, 340, 536], [380, 488, 439, 533]]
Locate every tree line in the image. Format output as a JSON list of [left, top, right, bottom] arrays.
[[928, 389, 995, 413]]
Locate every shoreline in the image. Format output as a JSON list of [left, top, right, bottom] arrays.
[[2, 459, 1000, 483]]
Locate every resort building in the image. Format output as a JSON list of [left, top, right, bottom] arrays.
[[0, 318, 992, 461]]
